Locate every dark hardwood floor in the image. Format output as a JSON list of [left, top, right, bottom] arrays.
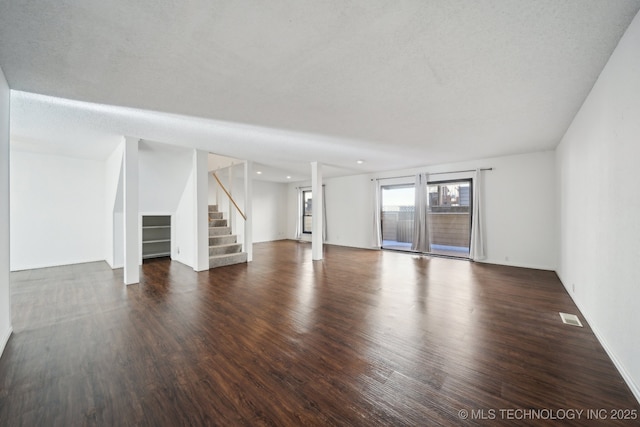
[[1, 241, 638, 426]]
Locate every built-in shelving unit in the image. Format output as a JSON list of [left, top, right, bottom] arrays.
[[142, 215, 171, 259]]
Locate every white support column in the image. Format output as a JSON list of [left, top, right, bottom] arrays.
[[0, 66, 12, 351], [228, 165, 233, 233], [243, 160, 253, 262], [193, 149, 209, 271], [123, 137, 140, 285], [311, 161, 323, 260]]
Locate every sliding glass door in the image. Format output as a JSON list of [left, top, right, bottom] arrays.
[[381, 185, 416, 251], [380, 180, 472, 258], [427, 180, 471, 258]]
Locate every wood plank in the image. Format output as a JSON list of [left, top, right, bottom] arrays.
[[1, 241, 638, 425]]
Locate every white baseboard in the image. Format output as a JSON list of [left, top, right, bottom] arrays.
[[0, 326, 13, 358], [592, 329, 640, 405], [479, 257, 555, 271], [10, 257, 105, 272], [557, 275, 640, 405]]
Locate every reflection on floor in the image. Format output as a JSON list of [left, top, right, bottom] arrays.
[[2, 241, 638, 425], [382, 240, 470, 258]]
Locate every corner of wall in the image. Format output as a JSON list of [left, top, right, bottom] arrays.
[[0, 64, 13, 356], [554, 9, 640, 405], [105, 144, 124, 268], [0, 325, 13, 357], [173, 167, 196, 268]]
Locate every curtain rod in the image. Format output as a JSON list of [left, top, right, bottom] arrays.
[[295, 184, 326, 189], [371, 167, 493, 181]]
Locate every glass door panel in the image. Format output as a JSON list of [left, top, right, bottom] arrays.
[[381, 184, 416, 251], [427, 180, 471, 258]]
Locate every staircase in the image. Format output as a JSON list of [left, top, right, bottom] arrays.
[[208, 205, 248, 268]]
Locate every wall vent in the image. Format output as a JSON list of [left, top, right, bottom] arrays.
[[559, 312, 583, 327]]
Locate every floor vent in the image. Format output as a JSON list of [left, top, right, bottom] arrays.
[[559, 312, 583, 327]]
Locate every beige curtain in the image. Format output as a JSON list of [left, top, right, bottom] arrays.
[[411, 173, 430, 253], [470, 169, 486, 260]]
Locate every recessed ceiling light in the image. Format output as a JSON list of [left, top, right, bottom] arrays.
[[256, 171, 262, 175], [356, 160, 364, 164], [286, 176, 291, 179]]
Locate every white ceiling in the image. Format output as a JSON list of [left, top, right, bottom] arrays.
[[1, 1, 639, 181]]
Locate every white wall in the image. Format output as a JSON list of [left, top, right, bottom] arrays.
[[287, 174, 372, 246], [556, 10, 640, 401], [138, 141, 195, 268], [287, 151, 557, 270], [482, 151, 557, 269], [10, 149, 106, 270], [138, 141, 192, 214], [252, 180, 288, 243], [9, 140, 197, 272], [174, 168, 195, 267], [172, 149, 210, 271], [105, 144, 123, 267], [0, 65, 12, 356]]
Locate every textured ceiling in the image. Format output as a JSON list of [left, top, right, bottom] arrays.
[[1, 1, 639, 179]]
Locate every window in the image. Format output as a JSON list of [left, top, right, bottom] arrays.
[[428, 181, 471, 209], [302, 190, 312, 233]]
